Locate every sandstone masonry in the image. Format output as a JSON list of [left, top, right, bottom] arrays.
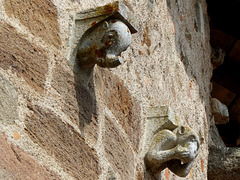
[[0, 0, 212, 179]]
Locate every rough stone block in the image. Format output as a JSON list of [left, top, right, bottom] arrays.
[[4, 0, 62, 48], [103, 116, 135, 180], [25, 104, 100, 179], [209, 123, 225, 148], [211, 48, 225, 69], [97, 69, 142, 152], [0, 74, 18, 125], [0, 22, 48, 92], [208, 146, 240, 180], [211, 98, 229, 124], [0, 134, 60, 180]]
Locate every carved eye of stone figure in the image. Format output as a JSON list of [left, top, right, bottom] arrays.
[[178, 130, 199, 148], [101, 30, 117, 47]]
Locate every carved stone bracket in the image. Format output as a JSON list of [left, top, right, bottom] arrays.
[[144, 106, 200, 178], [67, 1, 138, 70], [211, 98, 229, 124]]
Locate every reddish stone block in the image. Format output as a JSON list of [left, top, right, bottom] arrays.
[[25, 104, 100, 179], [0, 22, 48, 92], [103, 116, 135, 179], [0, 134, 60, 180], [4, 0, 62, 48]]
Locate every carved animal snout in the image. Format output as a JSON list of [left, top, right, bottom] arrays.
[[96, 55, 123, 68]]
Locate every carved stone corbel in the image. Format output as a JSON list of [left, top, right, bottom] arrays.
[[211, 47, 225, 69], [67, 1, 138, 70], [211, 98, 229, 124], [144, 106, 200, 178]]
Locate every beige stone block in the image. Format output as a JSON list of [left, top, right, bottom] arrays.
[[0, 74, 18, 125]]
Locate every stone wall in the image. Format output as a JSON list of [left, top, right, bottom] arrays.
[[0, 0, 212, 179]]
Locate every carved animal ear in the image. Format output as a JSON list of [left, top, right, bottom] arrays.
[[103, 21, 109, 30]]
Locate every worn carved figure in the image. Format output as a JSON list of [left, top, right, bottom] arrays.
[[145, 126, 200, 178], [76, 19, 131, 68]]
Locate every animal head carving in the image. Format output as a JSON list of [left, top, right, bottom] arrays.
[[173, 126, 200, 163], [145, 126, 200, 178], [77, 19, 132, 68]]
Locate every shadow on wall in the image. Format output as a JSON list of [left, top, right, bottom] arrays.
[[71, 58, 142, 179], [24, 59, 100, 179], [73, 64, 97, 137]]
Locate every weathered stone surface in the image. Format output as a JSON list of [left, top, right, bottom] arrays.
[[0, 134, 60, 180], [0, 169, 14, 180], [96, 69, 141, 152], [52, 62, 98, 143], [135, 164, 145, 180], [0, 22, 48, 92], [208, 146, 240, 180], [142, 26, 152, 47], [105, 166, 117, 180], [103, 116, 135, 180], [0, 74, 18, 125], [211, 98, 229, 124], [25, 104, 100, 179], [4, 0, 61, 48], [208, 123, 240, 180]]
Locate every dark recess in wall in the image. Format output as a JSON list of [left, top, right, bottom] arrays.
[[207, 0, 240, 147]]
